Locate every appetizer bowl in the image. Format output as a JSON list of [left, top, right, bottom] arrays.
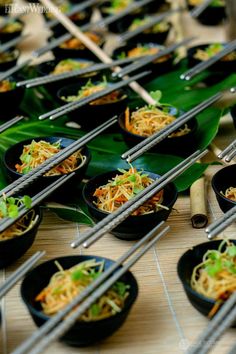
[[0, 205, 42, 268], [51, 32, 104, 61], [187, 1, 226, 26], [0, 48, 19, 71], [3, 136, 91, 201], [0, 76, 25, 118], [0, 19, 24, 43], [177, 239, 236, 324], [21, 255, 139, 346], [83, 170, 178, 240], [118, 106, 198, 156], [211, 164, 236, 213], [57, 81, 128, 130]]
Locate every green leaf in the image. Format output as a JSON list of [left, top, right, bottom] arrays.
[[8, 204, 19, 218], [227, 245, 236, 258], [150, 90, 162, 105], [90, 303, 101, 317], [22, 195, 32, 209], [205, 259, 222, 277]]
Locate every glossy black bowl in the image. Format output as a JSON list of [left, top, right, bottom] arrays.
[[211, 165, 236, 213], [3, 136, 91, 201], [113, 42, 174, 81], [187, 43, 236, 73], [0, 76, 25, 119], [21, 255, 138, 346], [0, 48, 19, 71], [0, 19, 24, 43], [177, 240, 236, 322], [51, 32, 104, 61], [230, 105, 236, 129], [83, 170, 178, 240], [0, 206, 42, 268], [118, 106, 198, 156], [187, 1, 226, 26], [57, 81, 128, 130]]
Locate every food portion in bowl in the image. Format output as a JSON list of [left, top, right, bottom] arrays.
[[128, 17, 170, 34], [36, 258, 130, 321], [0, 20, 23, 33], [15, 139, 87, 176], [0, 50, 18, 63], [117, 43, 171, 64], [59, 32, 102, 50], [93, 167, 167, 215], [0, 79, 16, 92], [188, 0, 224, 7], [191, 239, 236, 317], [50, 59, 92, 75], [193, 43, 236, 62], [222, 186, 236, 202], [101, 0, 134, 14]]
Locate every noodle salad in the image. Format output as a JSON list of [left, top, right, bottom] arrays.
[[15, 139, 86, 176], [93, 167, 168, 215], [36, 259, 130, 321], [222, 187, 236, 202]]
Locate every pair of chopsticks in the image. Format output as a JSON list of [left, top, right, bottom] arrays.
[[0, 116, 117, 199], [38, 71, 150, 121], [186, 292, 236, 354], [206, 204, 236, 239], [0, 251, 45, 300], [0, 115, 25, 133], [189, 0, 213, 18], [71, 149, 208, 249], [218, 139, 236, 162], [0, 34, 29, 54], [181, 39, 236, 81], [113, 37, 195, 79], [12, 222, 169, 354], [121, 91, 223, 163], [118, 8, 182, 44]]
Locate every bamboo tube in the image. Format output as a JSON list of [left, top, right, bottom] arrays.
[[190, 176, 208, 228], [38, 0, 156, 105]]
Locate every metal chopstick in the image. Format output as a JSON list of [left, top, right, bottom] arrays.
[[118, 8, 182, 44], [32, 33, 72, 58], [218, 139, 236, 159], [226, 149, 236, 162], [0, 115, 25, 133], [0, 34, 29, 54], [71, 149, 207, 249], [39, 71, 150, 121], [180, 39, 236, 81], [114, 37, 196, 78], [0, 116, 117, 199], [0, 173, 75, 233], [121, 92, 222, 162], [11, 221, 166, 354], [205, 205, 236, 239], [15, 224, 169, 354], [186, 292, 236, 354], [0, 58, 32, 81], [0, 251, 45, 300], [17, 56, 148, 88], [190, 0, 213, 18]]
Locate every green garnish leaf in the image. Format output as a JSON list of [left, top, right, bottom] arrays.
[[90, 303, 101, 317], [71, 269, 85, 281], [22, 195, 32, 209], [113, 281, 129, 297], [205, 259, 222, 277], [150, 90, 162, 105], [8, 204, 19, 218], [226, 245, 236, 258]]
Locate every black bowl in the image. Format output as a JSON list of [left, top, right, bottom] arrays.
[[187, 1, 226, 26], [187, 43, 236, 73], [0, 206, 42, 268], [177, 240, 236, 321], [0, 19, 24, 43], [83, 170, 178, 240], [21, 255, 138, 346], [118, 106, 198, 156], [3, 136, 91, 201], [113, 42, 174, 81], [0, 48, 19, 71], [0, 76, 25, 119], [211, 164, 236, 213], [57, 81, 128, 130], [230, 105, 236, 129], [51, 32, 104, 61]]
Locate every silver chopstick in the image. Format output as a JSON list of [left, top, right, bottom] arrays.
[[39, 71, 150, 121], [218, 139, 236, 159], [0, 115, 25, 133], [186, 292, 236, 354], [206, 205, 236, 239], [0, 58, 32, 81], [180, 39, 236, 81], [114, 37, 195, 78], [0, 251, 45, 300], [71, 149, 207, 249], [21, 225, 170, 354], [0, 116, 117, 199], [225, 149, 236, 162], [121, 92, 222, 162], [0, 34, 29, 54], [11, 221, 165, 354], [190, 0, 213, 18], [118, 8, 182, 44]]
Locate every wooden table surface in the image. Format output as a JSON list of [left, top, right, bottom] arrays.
[[0, 1, 236, 354]]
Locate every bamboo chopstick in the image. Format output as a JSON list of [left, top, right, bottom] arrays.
[[190, 0, 213, 18], [0, 116, 117, 199], [205, 205, 236, 239], [0, 251, 45, 300], [11, 221, 166, 354], [71, 149, 208, 249], [38, 0, 156, 106], [180, 39, 236, 81], [0, 115, 25, 133], [121, 92, 223, 163], [13, 224, 169, 354]]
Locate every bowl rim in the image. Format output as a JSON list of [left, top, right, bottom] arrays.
[[211, 165, 236, 206]]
